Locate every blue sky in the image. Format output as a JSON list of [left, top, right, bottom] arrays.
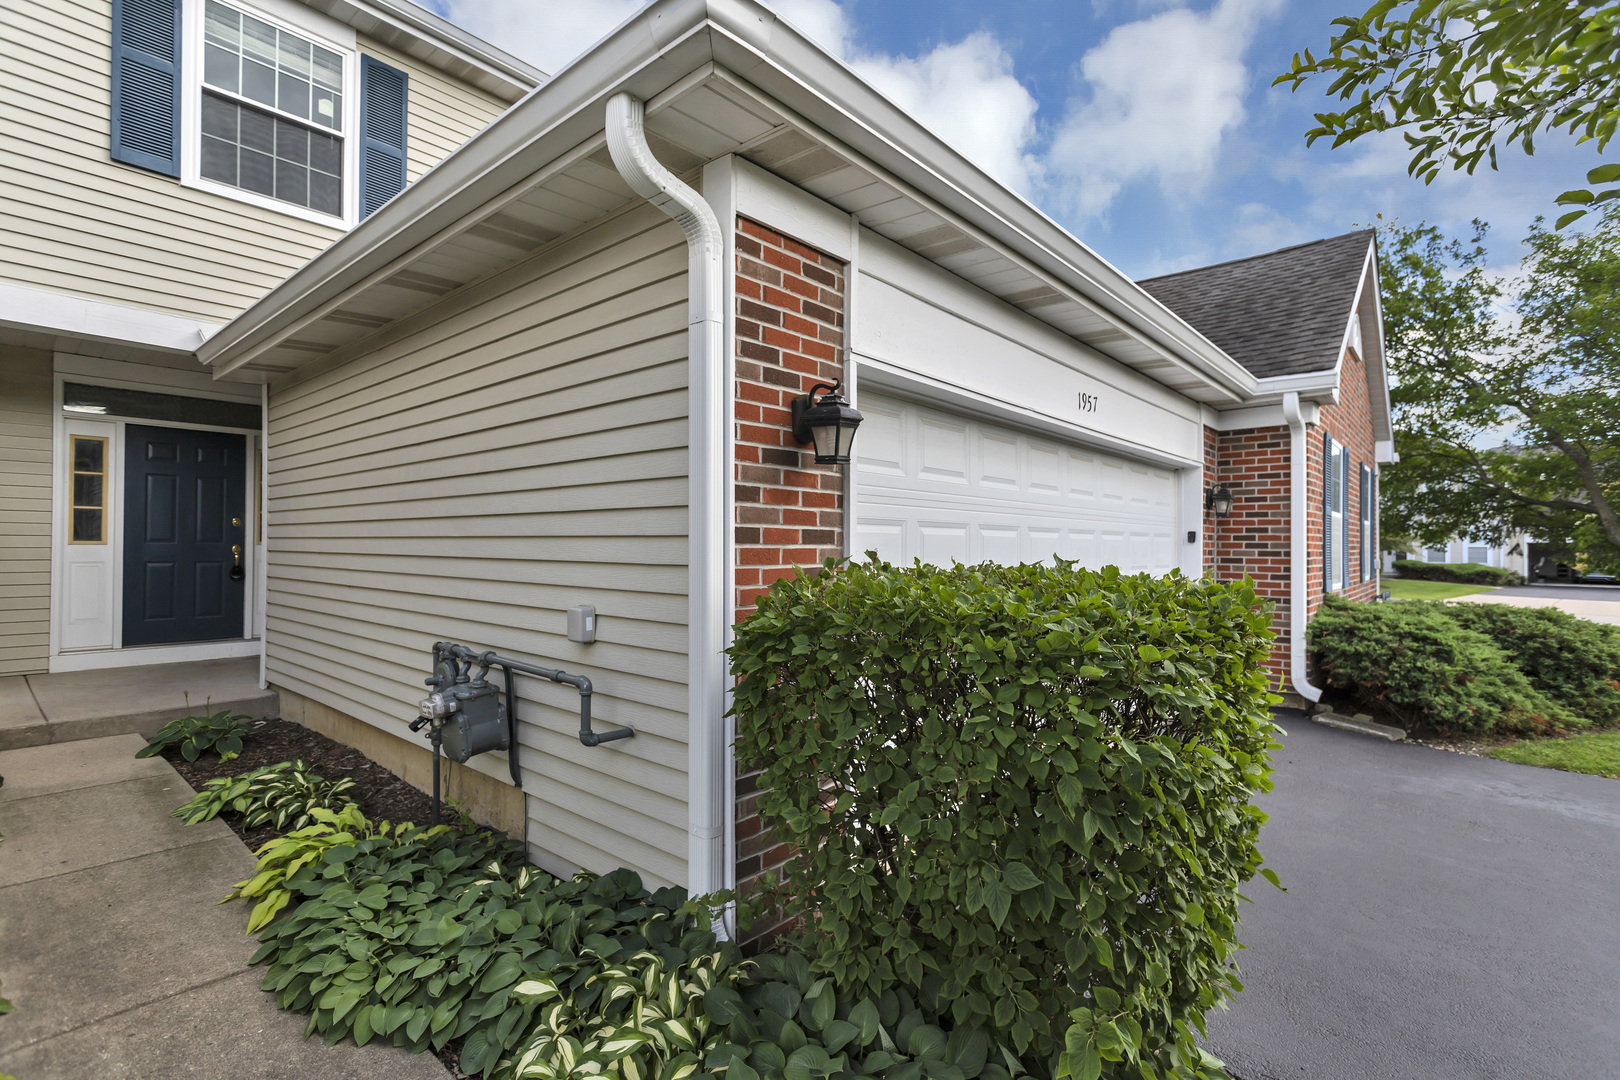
[[419, 0, 1608, 279]]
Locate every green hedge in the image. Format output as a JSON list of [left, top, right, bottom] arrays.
[[730, 559, 1280, 1079], [1391, 559, 1519, 587], [1430, 603, 1620, 727], [1307, 596, 1571, 734]]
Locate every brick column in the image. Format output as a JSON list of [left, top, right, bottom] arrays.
[[1212, 426, 1292, 690], [731, 217, 846, 948]]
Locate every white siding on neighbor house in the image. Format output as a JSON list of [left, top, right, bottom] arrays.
[[264, 203, 691, 888], [0, 347, 54, 676], [0, 1, 508, 325]]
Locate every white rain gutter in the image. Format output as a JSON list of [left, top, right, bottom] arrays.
[[605, 92, 729, 903], [1282, 391, 1323, 705]]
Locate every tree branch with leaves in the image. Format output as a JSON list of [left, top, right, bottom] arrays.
[[1277, 0, 1620, 227]]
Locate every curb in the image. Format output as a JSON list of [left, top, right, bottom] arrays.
[[1311, 711, 1406, 741]]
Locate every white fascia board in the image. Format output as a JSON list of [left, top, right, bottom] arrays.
[[1375, 439, 1399, 464], [1211, 401, 1320, 431], [1243, 369, 1342, 406], [0, 280, 222, 356], [1357, 240, 1395, 444], [732, 156, 851, 260], [297, 0, 546, 98]]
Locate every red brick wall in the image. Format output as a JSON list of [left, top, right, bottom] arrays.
[[1210, 425, 1293, 688], [1204, 344, 1383, 691], [731, 217, 846, 947]]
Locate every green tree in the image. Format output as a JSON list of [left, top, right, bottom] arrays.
[[1276, 0, 1620, 227], [1378, 210, 1620, 569]]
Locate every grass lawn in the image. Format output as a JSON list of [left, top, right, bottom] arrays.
[[1384, 578, 1497, 601], [1486, 731, 1620, 779]]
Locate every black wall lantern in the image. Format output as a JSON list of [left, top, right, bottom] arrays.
[[791, 380, 863, 465], [1206, 484, 1234, 518]]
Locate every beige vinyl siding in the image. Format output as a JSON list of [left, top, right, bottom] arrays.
[[357, 36, 508, 185], [0, 1, 512, 324], [0, 347, 54, 676], [265, 203, 690, 887]]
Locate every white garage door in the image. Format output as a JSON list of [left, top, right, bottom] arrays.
[[854, 393, 1181, 572]]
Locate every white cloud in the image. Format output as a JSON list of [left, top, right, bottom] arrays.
[[848, 35, 1040, 193], [1044, 0, 1284, 219]]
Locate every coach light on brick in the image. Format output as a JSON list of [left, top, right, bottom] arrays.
[[791, 380, 864, 465]]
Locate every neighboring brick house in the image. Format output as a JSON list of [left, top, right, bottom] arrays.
[[1142, 231, 1394, 701]]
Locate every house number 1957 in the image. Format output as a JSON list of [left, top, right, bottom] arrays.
[[1077, 392, 1100, 413]]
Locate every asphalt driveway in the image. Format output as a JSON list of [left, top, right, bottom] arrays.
[[1203, 714, 1620, 1080]]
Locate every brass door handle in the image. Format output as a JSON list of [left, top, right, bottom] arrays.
[[230, 544, 245, 583]]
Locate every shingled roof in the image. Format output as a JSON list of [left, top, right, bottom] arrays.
[[1138, 230, 1374, 379]]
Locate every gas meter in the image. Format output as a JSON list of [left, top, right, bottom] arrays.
[[409, 641, 632, 825]]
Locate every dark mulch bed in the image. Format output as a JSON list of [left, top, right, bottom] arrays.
[[160, 716, 439, 852]]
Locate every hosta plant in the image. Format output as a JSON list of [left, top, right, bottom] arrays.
[[246, 819, 701, 1078], [137, 708, 256, 762], [223, 804, 406, 932], [173, 760, 360, 830]]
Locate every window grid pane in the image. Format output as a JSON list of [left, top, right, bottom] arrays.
[[200, 91, 341, 216], [69, 436, 107, 545], [202, 0, 342, 132]]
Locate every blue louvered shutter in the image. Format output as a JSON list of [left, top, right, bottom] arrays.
[[1340, 450, 1350, 589], [1360, 464, 1370, 582], [1323, 433, 1334, 592], [110, 0, 182, 176], [359, 55, 408, 219]]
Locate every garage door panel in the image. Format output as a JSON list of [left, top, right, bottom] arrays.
[[855, 393, 1180, 574]]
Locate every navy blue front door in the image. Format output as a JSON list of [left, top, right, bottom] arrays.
[[123, 425, 247, 646]]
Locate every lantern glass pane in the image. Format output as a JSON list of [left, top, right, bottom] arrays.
[[811, 420, 840, 460], [835, 421, 857, 459]]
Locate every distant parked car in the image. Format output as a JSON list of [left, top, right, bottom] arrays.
[[1580, 571, 1618, 584]]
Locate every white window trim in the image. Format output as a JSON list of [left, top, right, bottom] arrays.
[[179, 0, 361, 229]]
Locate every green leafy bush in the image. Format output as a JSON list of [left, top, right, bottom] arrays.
[[174, 760, 359, 830], [1391, 559, 1519, 587], [729, 558, 1280, 1078], [137, 708, 256, 762], [1308, 596, 1568, 733], [702, 953, 1025, 1080], [1440, 604, 1620, 727]]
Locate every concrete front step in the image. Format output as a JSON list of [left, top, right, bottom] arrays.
[[0, 658, 278, 751]]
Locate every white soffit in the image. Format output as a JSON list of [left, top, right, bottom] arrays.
[[203, 2, 1255, 404]]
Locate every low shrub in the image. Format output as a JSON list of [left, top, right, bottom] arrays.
[[173, 760, 359, 830], [1439, 604, 1620, 728], [1308, 596, 1568, 734], [137, 707, 255, 762], [730, 558, 1280, 1078], [223, 804, 403, 931], [1391, 559, 1519, 587]]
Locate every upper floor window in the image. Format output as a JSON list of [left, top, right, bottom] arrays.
[[109, 0, 408, 227], [195, 0, 349, 220]]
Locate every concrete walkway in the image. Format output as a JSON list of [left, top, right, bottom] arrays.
[[0, 658, 277, 751], [1205, 715, 1620, 1080], [0, 734, 447, 1079], [1449, 583, 1620, 625]]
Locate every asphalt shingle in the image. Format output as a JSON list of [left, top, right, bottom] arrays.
[[1139, 230, 1373, 379]]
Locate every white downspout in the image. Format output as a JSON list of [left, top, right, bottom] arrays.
[[1282, 391, 1323, 705], [606, 93, 728, 902]]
